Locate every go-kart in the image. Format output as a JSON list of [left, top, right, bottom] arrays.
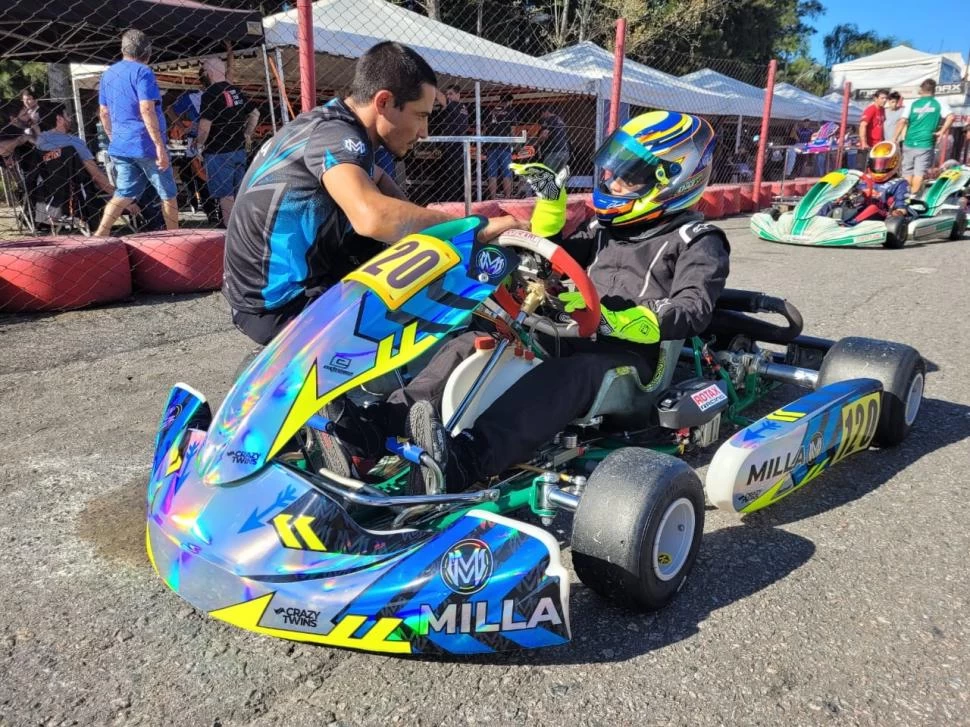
[[147, 216, 925, 655], [751, 164, 970, 248]]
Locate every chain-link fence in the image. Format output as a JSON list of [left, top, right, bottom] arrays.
[[1, 0, 869, 313]]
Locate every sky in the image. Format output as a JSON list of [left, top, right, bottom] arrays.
[[808, 0, 970, 63]]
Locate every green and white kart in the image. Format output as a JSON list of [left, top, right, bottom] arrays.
[[751, 165, 970, 248]]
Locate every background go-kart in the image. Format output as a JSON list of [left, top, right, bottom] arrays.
[[1, 215, 968, 726]]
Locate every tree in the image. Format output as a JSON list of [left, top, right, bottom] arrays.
[[823, 23, 897, 67], [778, 55, 828, 95], [0, 60, 47, 101]]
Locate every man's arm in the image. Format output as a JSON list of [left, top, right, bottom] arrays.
[[373, 164, 407, 200], [858, 120, 869, 149], [139, 99, 169, 171], [937, 113, 955, 140], [82, 158, 115, 195], [643, 232, 730, 340], [244, 108, 259, 149], [893, 116, 908, 143], [99, 105, 112, 141], [196, 118, 212, 151]]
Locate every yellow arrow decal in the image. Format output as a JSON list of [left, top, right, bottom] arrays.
[[293, 515, 327, 551], [271, 514, 303, 549]]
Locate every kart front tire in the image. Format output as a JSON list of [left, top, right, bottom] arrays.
[[571, 448, 704, 611], [816, 336, 925, 446], [884, 216, 908, 249]]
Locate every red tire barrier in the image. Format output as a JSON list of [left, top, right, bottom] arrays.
[[0, 236, 132, 313], [697, 188, 725, 219], [122, 229, 225, 293], [720, 185, 742, 216]]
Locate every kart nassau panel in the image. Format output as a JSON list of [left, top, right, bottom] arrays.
[[705, 378, 882, 513], [197, 216, 517, 485], [906, 215, 958, 241], [146, 455, 570, 654], [149, 383, 210, 506]]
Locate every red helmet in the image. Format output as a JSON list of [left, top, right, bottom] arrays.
[[867, 141, 900, 183]]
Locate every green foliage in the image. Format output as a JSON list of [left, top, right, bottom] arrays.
[[0, 61, 47, 101], [778, 55, 829, 95], [823, 23, 897, 68]]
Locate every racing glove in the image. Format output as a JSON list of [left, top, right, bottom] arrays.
[[558, 291, 661, 344], [509, 162, 569, 238]]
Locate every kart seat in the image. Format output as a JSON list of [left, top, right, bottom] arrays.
[[572, 339, 684, 427]]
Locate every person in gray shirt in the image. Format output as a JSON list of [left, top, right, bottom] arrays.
[[35, 101, 115, 195]]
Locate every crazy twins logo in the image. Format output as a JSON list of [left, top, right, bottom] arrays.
[[440, 539, 493, 594], [475, 247, 507, 279], [343, 138, 367, 155]]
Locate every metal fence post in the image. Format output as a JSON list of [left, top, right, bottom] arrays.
[[608, 18, 626, 135], [752, 59, 778, 208], [836, 80, 851, 169], [297, 0, 315, 113]]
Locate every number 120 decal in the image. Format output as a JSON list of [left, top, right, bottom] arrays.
[[345, 234, 461, 310], [832, 392, 880, 464]]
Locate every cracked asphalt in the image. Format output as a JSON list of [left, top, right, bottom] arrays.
[[0, 215, 968, 726]]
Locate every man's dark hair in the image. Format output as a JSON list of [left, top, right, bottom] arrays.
[[875, 88, 890, 98], [444, 84, 461, 95], [501, 93, 514, 104], [37, 101, 66, 132], [888, 91, 902, 101], [920, 78, 936, 94], [349, 42, 437, 109]]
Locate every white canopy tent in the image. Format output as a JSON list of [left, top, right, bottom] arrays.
[[681, 68, 825, 122], [824, 92, 867, 113], [262, 0, 595, 96], [541, 42, 747, 117], [774, 82, 860, 124]]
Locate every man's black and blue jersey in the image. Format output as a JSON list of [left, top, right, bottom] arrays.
[[223, 99, 377, 313]]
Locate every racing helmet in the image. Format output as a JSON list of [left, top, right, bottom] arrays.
[[867, 141, 900, 183], [592, 111, 715, 227]]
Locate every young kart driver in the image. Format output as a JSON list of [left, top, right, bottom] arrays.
[[405, 111, 732, 492], [821, 141, 910, 224], [222, 41, 524, 474]]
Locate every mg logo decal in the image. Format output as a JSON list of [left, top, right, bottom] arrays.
[[475, 247, 507, 279], [440, 539, 493, 594]]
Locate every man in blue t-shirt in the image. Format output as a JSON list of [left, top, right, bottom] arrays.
[[94, 29, 179, 236]]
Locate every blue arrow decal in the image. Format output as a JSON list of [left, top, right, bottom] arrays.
[[740, 419, 784, 443], [238, 484, 298, 533]]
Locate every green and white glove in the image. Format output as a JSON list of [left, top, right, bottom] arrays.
[[558, 291, 661, 344], [510, 162, 569, 238]]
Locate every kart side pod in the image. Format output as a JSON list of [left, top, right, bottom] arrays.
[[705, 378, 883, 513]]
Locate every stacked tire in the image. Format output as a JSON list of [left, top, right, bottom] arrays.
[[122, 229, 225, 293], [0, 236, 131, 312]]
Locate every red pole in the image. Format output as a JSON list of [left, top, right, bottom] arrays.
[[836, 80, 851, 169], [608, 18, 627, 135], [752, 59, 777, 207], [297, 0, 315, 113]]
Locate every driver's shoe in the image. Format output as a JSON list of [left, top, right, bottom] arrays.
[[313, 398, 384, 479], [406, 401, 481, 494]]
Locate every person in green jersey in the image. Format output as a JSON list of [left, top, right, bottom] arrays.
[[894, 79, 954, 194]]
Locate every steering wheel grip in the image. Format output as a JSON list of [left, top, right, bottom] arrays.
[[495, 229, 601, 338]]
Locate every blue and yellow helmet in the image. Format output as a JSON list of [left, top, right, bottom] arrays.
[[593, 111, 715, 227]]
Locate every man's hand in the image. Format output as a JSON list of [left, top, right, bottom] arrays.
[[891, 208, 907, 217], [155, 143, 170, 172], [478, 214, 528, 242]]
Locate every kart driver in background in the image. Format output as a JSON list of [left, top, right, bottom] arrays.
[[222, 41, 524, 476], [405, 111, 732, 493], [819, 141, 910, 224]]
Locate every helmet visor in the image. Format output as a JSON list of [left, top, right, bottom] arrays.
[[595, 128, 671, 199], [869, 155, 895, 173]]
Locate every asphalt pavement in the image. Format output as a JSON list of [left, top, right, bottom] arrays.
[[0, 215, 968, 726]]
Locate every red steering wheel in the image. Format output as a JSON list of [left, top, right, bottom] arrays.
[[492, 229, 601, 338]]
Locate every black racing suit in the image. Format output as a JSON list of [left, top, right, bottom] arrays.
[[461, 210, 731, 478]]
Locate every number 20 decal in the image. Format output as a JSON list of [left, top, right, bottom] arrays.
[[344, 234, 461, 310], [832, 392, 880, 464]]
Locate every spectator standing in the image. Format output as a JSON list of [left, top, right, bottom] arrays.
[[0, 100, 33, 158], [20, 88, 40, 134], [789, 119, 813, 176], [895, 78, 955, 194], [536, 107, 570, 174], [858, 89, 888, 150], [884, 91, 906, 145], [94, 29, 179, 236], [195, 56, 258, 224], [485, 93, 517, 199], [431, 84, 468, 200]]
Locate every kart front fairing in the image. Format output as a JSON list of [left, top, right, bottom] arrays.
[[196, 216, 516, 486]]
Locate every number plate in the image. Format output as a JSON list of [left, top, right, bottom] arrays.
[[345, 234, 461, 310], [832, 392, 881, 464]]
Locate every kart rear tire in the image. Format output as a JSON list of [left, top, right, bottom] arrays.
[[571, 448, 704, 611], [884, 217, 908, 249], [949, 210, 967, 240], [816, 336, 925, 446]]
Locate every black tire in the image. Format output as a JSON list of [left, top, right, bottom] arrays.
[[816, 336, 925, 446], [768, 206, 782, 221], [884, 216, 908, 249], [949, 210, 967, 240], [571, 448, 705, 611]]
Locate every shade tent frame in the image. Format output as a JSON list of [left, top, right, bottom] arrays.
[[682, 68, 834, 122]]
